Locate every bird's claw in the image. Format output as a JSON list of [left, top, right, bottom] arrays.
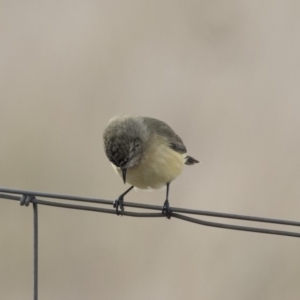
[[113, 196, 124, 216], [162, 200, 172, 219]]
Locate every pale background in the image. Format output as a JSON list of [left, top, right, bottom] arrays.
[[1, 1, 300, 299]]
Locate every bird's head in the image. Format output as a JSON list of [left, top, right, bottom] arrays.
[[103, 116, 148, 183]]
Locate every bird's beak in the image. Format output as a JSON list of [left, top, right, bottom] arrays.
[[121, 168, 127, 184]]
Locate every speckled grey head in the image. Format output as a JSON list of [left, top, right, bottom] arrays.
[[103, 116, 149, 170]]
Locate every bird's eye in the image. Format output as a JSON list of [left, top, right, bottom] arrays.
[[112, 145, 117, 152], [130, 139, 140, 154], [134, 139, 140, 148]]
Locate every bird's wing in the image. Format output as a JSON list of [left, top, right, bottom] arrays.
[[142, 117, 187, 154]]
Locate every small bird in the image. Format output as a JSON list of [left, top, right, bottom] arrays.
[[103, 115, 199, 218]]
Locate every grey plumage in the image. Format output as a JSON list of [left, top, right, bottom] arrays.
[[103, 116, 148, 169], [185, 156, 199, 165], [142, 117, 187, 154], [103, 116, 199, 170]]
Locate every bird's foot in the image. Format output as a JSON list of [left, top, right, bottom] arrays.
[[113, 196, 124, 216], [113, 186, 134, 216], [162, 199, 172, 219]]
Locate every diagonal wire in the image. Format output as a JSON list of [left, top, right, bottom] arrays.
[[172, 213, 300, 238]]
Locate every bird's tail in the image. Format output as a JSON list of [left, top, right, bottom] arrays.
[[185, 155, 199, 165]]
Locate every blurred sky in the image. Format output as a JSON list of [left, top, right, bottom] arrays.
[[1, 1, 300, 299]]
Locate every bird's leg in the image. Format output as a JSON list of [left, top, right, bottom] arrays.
[[162, 182, 172, 219], [114, 185, 134, 215]]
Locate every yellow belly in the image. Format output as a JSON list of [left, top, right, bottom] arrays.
[[112, 142, 185, 189]]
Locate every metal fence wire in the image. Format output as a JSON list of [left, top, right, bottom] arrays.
[[1, 186, 300, 300]]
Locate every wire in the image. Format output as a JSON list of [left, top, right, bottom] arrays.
[[33, 202, 38, 300], [0, 187, 300, 236], [172, 213, 300, 238], [1, 186, 300, 300]]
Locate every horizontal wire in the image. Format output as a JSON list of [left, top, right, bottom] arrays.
[[33, 199, 164, 218], [0, 187, 299, 227], [0, 187, 300, 238], [0, 193, 164, 218], [0, 187, 112, 205], [123, 203, 300, 227]]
